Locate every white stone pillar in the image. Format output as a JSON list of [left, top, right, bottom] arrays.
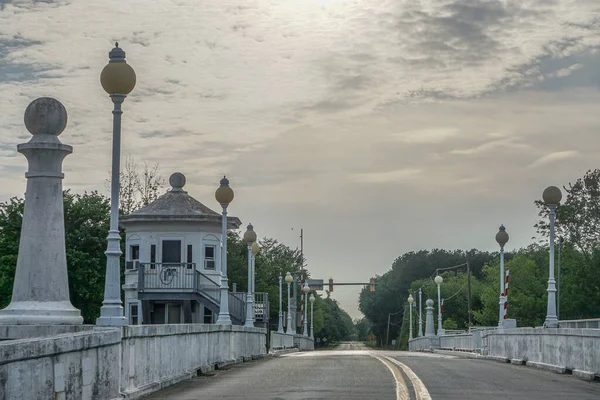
[[425, 299, 435, 337], [0, 97, 82, 325]]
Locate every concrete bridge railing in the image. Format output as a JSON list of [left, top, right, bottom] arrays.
[[409, 327, 600, 380], [0, 324, 267, 400], [482, 328, 600, 380]]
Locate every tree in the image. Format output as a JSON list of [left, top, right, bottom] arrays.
[[535, 169, 600, 258], [354, 317, 372, 341], [358, 249, 493, 344], [225, 232, 305, 322], [474, 250, 548, 327], [0, 191, 111, 322], [106, 154, 165, 214]]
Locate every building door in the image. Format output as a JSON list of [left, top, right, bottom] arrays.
[[151, 302, 182, 324]]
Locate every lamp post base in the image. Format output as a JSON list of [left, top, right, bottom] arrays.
[[216, 283, 232, 325]]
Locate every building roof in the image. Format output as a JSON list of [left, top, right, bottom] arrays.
[[120, 172, 241, 228]]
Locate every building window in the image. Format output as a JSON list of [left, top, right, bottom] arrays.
[[162, 240, 181, 264], [150, 244, 156, 269], [126, 245, 140, 270], [130, 303, 139, 325], [204, 245, 216, 269], [187, 244, 193, 269], [204, 307, 213, 324]]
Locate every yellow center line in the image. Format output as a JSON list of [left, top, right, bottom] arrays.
[[384, 356, 432, 400], [372, 355, 411, 400]]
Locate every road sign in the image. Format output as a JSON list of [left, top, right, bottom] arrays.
[[306, 279, 324, 290]]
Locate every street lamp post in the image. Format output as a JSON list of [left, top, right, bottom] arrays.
[[309, 294, 315, 339], [243, 224, 257, 328], [251, 241, 260, 324], [215, 177, 234, 325], [97, 43, 136, 326], [434, 275, 444, 336], [408, 294, 414, 340], [285, 272, 294, 334], [302, 283, 310, 336], [543, 186, 562, 328], [278, 274, 284, 333], [418, 288, 423, 337], [495, 225, 509, 328]]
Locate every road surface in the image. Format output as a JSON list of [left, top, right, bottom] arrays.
[[145, 342, 600, 399]]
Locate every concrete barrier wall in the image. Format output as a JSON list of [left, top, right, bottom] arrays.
[[293, 334, 314, 351], [439, 333, 474, 351], [483, 328, 600, 378], [120, 324, 266, 398], [408, 336, 440, 351], [1, 324, 267, 400], [0, 328, 122, 400], [270, 331, 294, 350]]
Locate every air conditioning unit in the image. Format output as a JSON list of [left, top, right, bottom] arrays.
[[126, 260, 139, 270], [204, 259, 215, 269]]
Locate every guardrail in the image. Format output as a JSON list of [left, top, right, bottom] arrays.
[[559, 318, 600, 329]]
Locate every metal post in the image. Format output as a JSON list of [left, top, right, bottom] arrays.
[[545, 204, 559, 327], [292, 275, 298, 333], [498, 245, 505, 328], [409, 302, 413, 340], [557, 236, 563, 320], [437, 283, 443, 336], [216, 205, 231, 325], [244, 244, 254, 327], [467, 260, 472, 327], [278, 275, 284, 333], [286, 279, 293, 335], [251, 249, 256, 323], [418, 288, 423, 337], [97, 94, 127, 326], [303, 291, 308, 336], [310, 298, 314, 339]]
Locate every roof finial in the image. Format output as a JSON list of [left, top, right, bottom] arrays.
[[169, 172, 186, 191], [115, 41, 119, 48]]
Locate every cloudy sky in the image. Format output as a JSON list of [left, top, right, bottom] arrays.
[[1, 0, 600, 318]]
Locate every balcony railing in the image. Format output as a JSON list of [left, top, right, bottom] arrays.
[[138, 263, 199, 291], [137, 263, 268, 324]]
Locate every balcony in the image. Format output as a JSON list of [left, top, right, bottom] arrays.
[[137, 263, 266, 325]]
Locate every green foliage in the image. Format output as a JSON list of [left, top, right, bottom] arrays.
[[354, 317, 372, 340], [359, 249, 492, 343], [0, 191, 111, 322]]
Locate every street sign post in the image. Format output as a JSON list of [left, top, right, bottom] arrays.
[[306, 279, 324, 291]]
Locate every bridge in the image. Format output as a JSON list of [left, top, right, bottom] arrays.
[[1, 61, 600, 400]]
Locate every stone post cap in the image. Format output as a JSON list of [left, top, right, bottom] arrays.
[[24, 97, 67, 136]]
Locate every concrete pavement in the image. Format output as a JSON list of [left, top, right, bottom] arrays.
[[144, 341, 600, 399]]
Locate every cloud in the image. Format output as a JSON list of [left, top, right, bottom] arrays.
[[396, 128, 460, 144], [349, 168, 422, 184], [528, 151, 579, 168], [2, 0, 600, 318]]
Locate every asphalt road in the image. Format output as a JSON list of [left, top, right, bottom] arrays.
[[145, 342, 600, 399]]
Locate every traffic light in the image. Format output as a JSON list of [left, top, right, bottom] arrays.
[[369, 278, 375, 292], [328, 278, 334, 292]]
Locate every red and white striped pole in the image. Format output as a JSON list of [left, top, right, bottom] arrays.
[[503, 269, 510, 320]]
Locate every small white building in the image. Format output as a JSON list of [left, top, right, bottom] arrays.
[[121, 172, 242, 325]]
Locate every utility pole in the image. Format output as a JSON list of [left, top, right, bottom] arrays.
[[386, 313, 391, 346], [467, 259, 472, 328]]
